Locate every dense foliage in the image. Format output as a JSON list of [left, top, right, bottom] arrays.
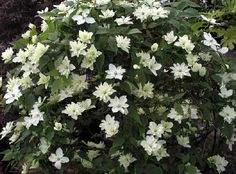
[[0, 0, 236, 173]]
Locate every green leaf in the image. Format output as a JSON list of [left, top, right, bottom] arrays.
[[144, 164, 163, 174], [95, 54, 105, 73], [174, 103, 184, 115], [221, 122, 234, 139], [191, 22, 204, 32], [185, 165, 199, 174], [112, 137, 125, 148], [127, 28, 142, 35], [106, 36, 118, 53], [24, 93, 35, 110]]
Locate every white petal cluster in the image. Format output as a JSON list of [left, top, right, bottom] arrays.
[[208, 155, 228, 173], [115, 16, 133, 26], [141, 121, 172, 161], [1, 47, 14, 63], [57, 56, 76, 78], [93, 82, 116, 103], [23, 103, 45, 129], [115, 35, 131, 53], [72, 9, 96, 25], [49, 148, 69, 169], [105, 64, 126, 80], [118, 153, 136, 171], [170, 63, 191, 79], [136, 52, 162, 76], [39, 137, 51, 154], [174, 35, 195, 53], [133, 2, 169, 22], [218, 84, 233, 98], [108, 96, 129, 115], [135, 82, 154, 99], [0, 122, 14, 139], [99, 9, 115, 19], [81, 45, 102, 70], [99, 114, 119, 138], [219, 105, 236, 124], [4, 84, 22, 104], [203, 32, 228, 54], [163, 31, 177, 44], [176, 135, 191, 148], [62, 99, 95, 120]]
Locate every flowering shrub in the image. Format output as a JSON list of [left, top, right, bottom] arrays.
[[1, 0, 236, 173]]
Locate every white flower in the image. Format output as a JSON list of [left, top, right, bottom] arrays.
[[37, 73, 50, 89], [9, 132, 20, 144], [13, 49, 28, 63], [191, 63, 202, 72], [219, 105, 236, 124], [99, 9, 115, 19], [174, 35, 195, 53], [81, 45, 102, 70], [62, 99, 94, 120], [218, 47, 229, 54], [39, 137, 50, 154], [62, 102, 83, 120], [72, 9, 96, 25], [147, 122, 164, 138], [135, 82, 154, 99], [22, 30, 31, 39], [95, 0, 111, 6], [133, 4, 151, 22], [151, 43, 158, 52], [105, 64, 126, 80], [71, 74, 88, 92], [57, 56, 75, 78], [58, 87, 74, 101], [219, 84, 233, 98], [78, 30, 93, 43], [140, 135, 166, 156], [1, 47, 14, 63], [208, 155, 228, 173], [70, 40, 87, 57], [54, 3, 70, 14], [177, 135, 191, 148], [151, 7, 169, 20], [203, 32, 219, 51], [201, 15, 219, 25], [93, 82, 116, 103], [186, 54, 199, 66], [170, 63, 191, 79], [148, 56, 162, 76], [99, 114, 119, 138], [4, 84, 22, 104], [199, 67, 207, 77], [41, 20, 48, 32], [115, 16, 133, 26], [0, 122, 14, 139], [118, 153, 136, 171], [116, 35, 131, 53], [226, 134, 236, 151], [54, 122, 63, 131], [153, 147, 169, 161], [108, 96, 129, 114], [49, 148, 69, 169], [23, 105, 44, 129], [167, 108, 183, 123], [30, 43, 49, 64], [163, 31, 177, 44], [161, 121, 173, 133]]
